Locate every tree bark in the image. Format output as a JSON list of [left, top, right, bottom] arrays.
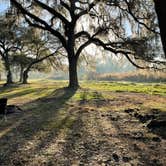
[[22, 69, 29, 84], [154, 0, 166, 57], [19, 65, 24, 82], [4, 62, 13, 84], [68, 57, 79, 89], [7, 70, 13, 84], [2, 52, 13, 84]]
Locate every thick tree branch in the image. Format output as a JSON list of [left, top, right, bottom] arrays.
[[75, 40, 92, 58], [125, 54, 146, 69], [75, 31, 91, 39], [76, 36, 165, 70], [125, 54, 166, 70], [75, 2, 96, 20], [34, 0, 69, 25], [60, 0, 70, 12], [123, 0, 159, 34], [26, 46, 61, 71], [11, 0, 67, 49]]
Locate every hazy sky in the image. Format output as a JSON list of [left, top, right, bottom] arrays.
[[0, 1, 10, 13]]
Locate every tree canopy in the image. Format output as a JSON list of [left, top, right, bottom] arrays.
[[0, 14, 23, 83], [3, 0, 165, 87]]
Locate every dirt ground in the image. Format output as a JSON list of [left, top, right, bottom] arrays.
[[0, 90, 166, 166]]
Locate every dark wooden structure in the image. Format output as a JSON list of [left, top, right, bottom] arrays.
[[0, 98, 7, 114]]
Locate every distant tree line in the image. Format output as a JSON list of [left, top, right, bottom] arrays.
[[89, 70, 166, 83]]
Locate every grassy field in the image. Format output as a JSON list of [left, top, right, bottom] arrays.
[[0, 80, 166, 165]]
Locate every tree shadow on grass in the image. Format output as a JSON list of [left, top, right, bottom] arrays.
[[0, 88, 47, 100], [0, 83, 20, 93], [103, 107, 166, 165], [79, 89, 107, 107], [0, 87, 77, 165], [1, 87, 165, 165]]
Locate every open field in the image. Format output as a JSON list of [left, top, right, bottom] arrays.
[[0, 80, 166, 166]]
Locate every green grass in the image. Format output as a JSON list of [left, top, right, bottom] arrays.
[[0, 80, 165, 104], [81, 81, 166, 96], [0, 80, 67, 105], [0, 79, 165, 165], [0, 79, 165, 113]]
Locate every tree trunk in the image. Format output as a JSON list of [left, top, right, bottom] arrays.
[[22, 70, 29, 84], [19, 66, 24, 82], [3, 54, 13, 84], [154, 0, 166, 57], [68, 57, 79, 89], [22, 63, 33, 84], [7, 70, 13, 84], [5, 61, 13, 84]]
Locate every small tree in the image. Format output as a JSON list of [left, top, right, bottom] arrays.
[[13, 53, 54, 83], [0, 14, 21, 84], [21, 29, 61, 84], [12, 54, 35, 82], [0, 10, 31, 84]]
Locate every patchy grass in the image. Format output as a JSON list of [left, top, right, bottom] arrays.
[[0, 80, 67, 105], [81, 81, 166, 96], [0, 80, 166, 165]]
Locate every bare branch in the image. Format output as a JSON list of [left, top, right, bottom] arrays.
[[75, 31, 91, 39], [11, 0, 67, 49], [123, 0, 159, 34], [60, 0, 70, 12], [34, 0, 69, 25], [75, 2, 96, 20]]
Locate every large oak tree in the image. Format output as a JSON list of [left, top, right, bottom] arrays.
[[10, 0, 166, 88]]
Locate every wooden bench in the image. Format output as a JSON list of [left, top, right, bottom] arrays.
[[0, 98, 7, 115]]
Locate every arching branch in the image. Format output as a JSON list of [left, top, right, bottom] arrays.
[[123, 0, 159, 34], [11, 0, 67, 49], [34, 0, 69, 25]]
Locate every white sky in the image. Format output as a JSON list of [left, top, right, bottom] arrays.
[[0, 0, 10, 14]]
